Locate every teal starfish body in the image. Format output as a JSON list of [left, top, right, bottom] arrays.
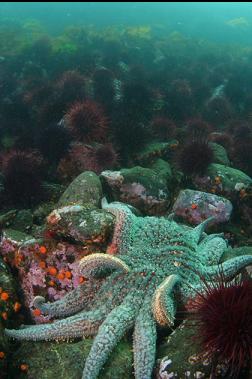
[[5, 201, 252, 379]]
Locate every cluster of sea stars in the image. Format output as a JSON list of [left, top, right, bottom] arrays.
[[5, 200, 252, 379]]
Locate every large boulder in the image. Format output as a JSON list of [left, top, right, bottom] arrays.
[[210, 142, 230, 166], [46, 204, 114, 245], [58, 171, 102, 208], [0, 228, 102, 323], [172, 189, 233, 225], [193, 163, 252, 199], [101, 166, 171, 215], [134, 141, 179, 166], [150, 159, 173, 181]]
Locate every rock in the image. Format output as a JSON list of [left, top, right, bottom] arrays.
[[0, 319, 9, 379], [11, 339, 133, 379], [1, 228, 34, 244], [1, 203, 114, 322], [172, 189, 232, 225], [0, 257, 18, 301], [42, 182, 65, 202], [0, 210, 34, 233], [0, 210, 17, 227], [101, 166, 170, 215], [58, 171, 102, 208], [193, 164, 252, 198], [0, 229, 96, 322], [0, 256, 21, 378], [46, 204, 114, 245], [150, 159, 173, 181], [10, 210, 33, 233], [134, 141, 179, 166], [0, 255, 20, 327], [236, 185, 252, 235], [33, 202, 57, 225], [156, 320, 213, 378], [30, 224, 47, 239], [209, 142, 230, 166]]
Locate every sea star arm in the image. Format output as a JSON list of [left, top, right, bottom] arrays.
[[152, 274, 180, 327], [198, 236, 227, 266], [205, 255, 252, 280], [82, 295, 138, 379], [5, 309, 105, 341], [33, 280, 101, 318], [184, 217, 215, 244], [102, 199, 135, 255], [133, 303, 157, 379], [79, 253, 130, 279]]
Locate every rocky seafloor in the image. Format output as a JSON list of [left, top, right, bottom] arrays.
[[0, 166, 252, 379], [0, 21, 252, 378]]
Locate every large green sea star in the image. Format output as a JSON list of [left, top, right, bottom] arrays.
[[5, 200, 252, 379]]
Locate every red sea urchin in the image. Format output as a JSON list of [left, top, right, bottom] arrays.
[[151, 117, 176, 140], [209, 132, 233, 150], [57, 143, 118, 182], [94, 143, 118, 169], [65, 100, 108, 143], [185, 118, 212, 141], [55, 70, 86, 106], [190, 278, 252, 377], [177, 140, 214, 176]]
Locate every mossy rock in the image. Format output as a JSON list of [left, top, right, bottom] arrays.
[[47, 205, 114, 245], [1, 229, 33, 244], [193, 163, 252, 198], [150, 159, 173, 181], [0, 257, 22, 326], [156, 320, 212, 378], [120, 166, 168, 195], [210, 142, 230, 166], [0, 210, 17, 228], [11, 338, 133, 379], [33, 202, 57, 225], [134, 141, 179, 166], [42, 182, 66, 203], [58, 172, 102, 208], [208, 164, 252, 190], [101, 166, 170, 215], [10, 210, 33, 233], [0, 319, 9, 378]]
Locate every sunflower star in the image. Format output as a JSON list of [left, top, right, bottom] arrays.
[[5, 200, 252, 379]]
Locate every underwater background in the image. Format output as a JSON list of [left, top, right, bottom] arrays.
[[0, 2, 252, 379]]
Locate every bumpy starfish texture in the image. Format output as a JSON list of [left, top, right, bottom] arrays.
[[5, 201, 252, 379]]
